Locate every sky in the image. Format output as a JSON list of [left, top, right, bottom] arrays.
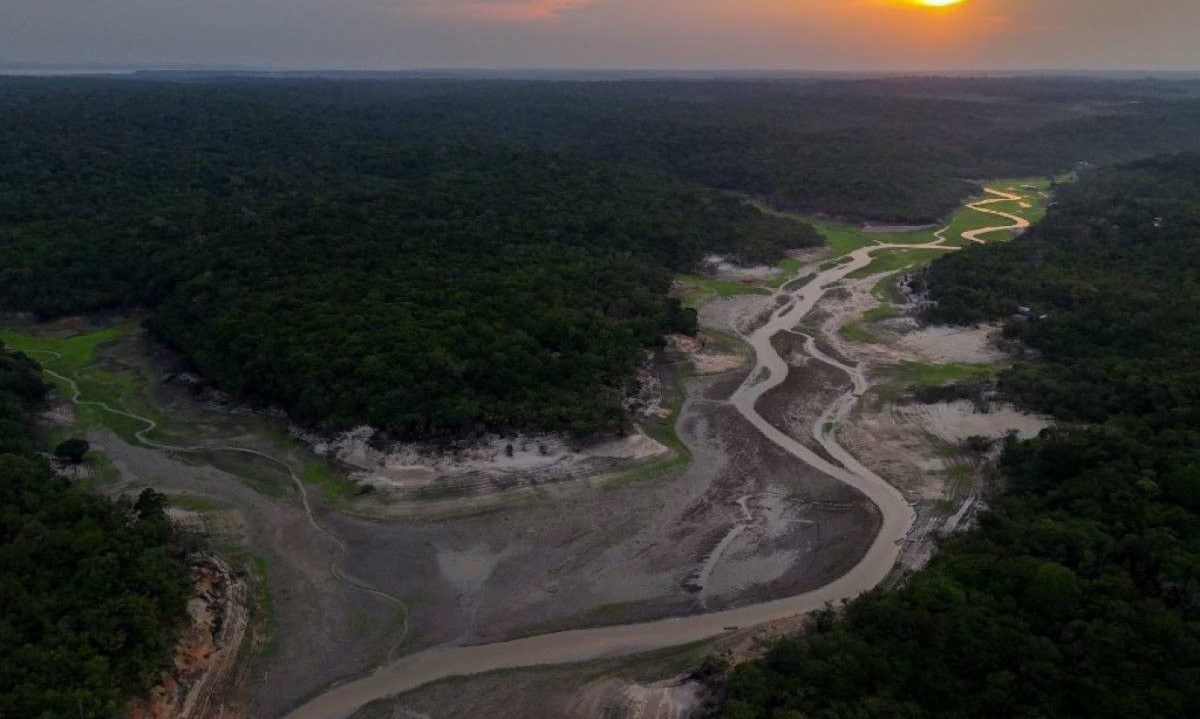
[[3, 0, 1199, 72]]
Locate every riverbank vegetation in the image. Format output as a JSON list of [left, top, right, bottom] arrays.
[[724, 155, 1200, 718], [0, 347, 192, 718]]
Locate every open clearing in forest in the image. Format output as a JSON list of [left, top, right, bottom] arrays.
[[673, 274, 770, 309]]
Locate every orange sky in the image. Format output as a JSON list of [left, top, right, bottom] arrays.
[[4, 0, 1198, 71]]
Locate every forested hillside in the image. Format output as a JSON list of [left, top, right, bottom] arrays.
[[3, 77, 1200, 438], [724, 155, 1200, 718], [0, 348, 191, 717], [0, 80, 817, 438]]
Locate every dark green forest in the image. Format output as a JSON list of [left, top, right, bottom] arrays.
[[4, 77, 1200, 438], [0, 79, 821, 439], [723, 156, 1200, 717], [0, 348, 191, 718]]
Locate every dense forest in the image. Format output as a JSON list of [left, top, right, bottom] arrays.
[[3, 77, 1200, 438], [723, 156, 1200, 717], [0, 79, 823, 439], [0, 348, 192, 718]]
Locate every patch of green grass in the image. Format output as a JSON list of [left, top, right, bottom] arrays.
[[6, 322, 363, 506], [944, 463, 976, 493], [81, 449, 121, 487], [165, 493, 223, 512], [862, 306, 899, 323], [776, 257, 803, 274], [0, 324, 177, 444], [808, 219, 879, 256], [940, 177, 1053, 247], [264, 430, 361, 504], [244, 554, 278, 657], [891, 361, 999, 386], [675, 274, 770, 309], [205, 450, 295, 498], [302, 456, 358, 502], [847, 247, 952, 279], [763, 256, 806, 289]]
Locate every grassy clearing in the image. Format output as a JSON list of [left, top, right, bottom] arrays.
[[4, 322, 361, 504], [847, 247, 952, 279], [817, 217, 942, 250], [869, 362, 1000, 406], [940, 177, 1052, 247], [764, 256, 805, 288], [783, 177, 1054, 266], [264, 429, 360, 503], [808, 219, 879, 256], [0, 324, 177, 444], [675, 274, 770, 309], [890, 361, 999, 386], [862, 306, 899, 323], [941, 206, 1014, 247]]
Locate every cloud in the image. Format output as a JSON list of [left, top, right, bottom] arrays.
[[426, 0, 597, 22]]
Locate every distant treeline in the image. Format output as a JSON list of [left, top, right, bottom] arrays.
[[724, 155, 1200, 717], [0, 348, 191, 717], [3, 77, 1200, 438]]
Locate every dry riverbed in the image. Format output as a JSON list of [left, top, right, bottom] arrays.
[[7, 181, 1053, 719]]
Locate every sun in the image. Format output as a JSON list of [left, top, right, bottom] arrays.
[[914, 0, 967, 6]]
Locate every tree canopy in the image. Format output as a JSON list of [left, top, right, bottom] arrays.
[[0, 350, 191, 718]]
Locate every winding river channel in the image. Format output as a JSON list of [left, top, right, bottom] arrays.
[[281, 228, 984, 719]]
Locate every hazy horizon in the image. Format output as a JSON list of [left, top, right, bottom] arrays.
[[4, 1, 1199, 73]]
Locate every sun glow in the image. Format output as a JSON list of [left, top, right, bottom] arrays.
[[915, 0, 966, 6]]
